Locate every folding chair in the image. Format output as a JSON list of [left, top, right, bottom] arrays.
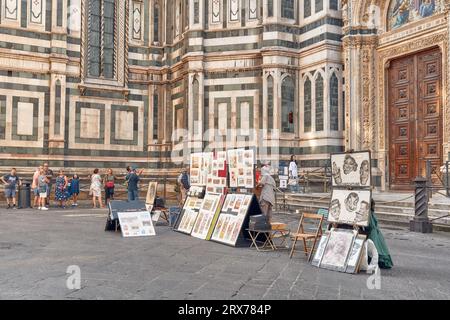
[[289, 213, 323, 261]]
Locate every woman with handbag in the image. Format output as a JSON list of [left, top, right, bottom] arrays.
[[103, 168, 116, 205]]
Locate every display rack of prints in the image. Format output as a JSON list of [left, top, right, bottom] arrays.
[[190, 152, 213, 186], [117, 211, 156, 237], [227, 149, 255, 189], [211, 194, 261, 246], [174, 196, 204, 234], [191, 193, 225, 240], [206, 151, 228, 194]]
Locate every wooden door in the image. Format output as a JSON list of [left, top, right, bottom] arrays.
[[388, 48, 442, 189]]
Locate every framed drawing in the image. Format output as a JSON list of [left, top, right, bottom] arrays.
[[345, 234, 367, 274], [311, 231, 330, 267], [145, 181, 158, 205], [331, 151, 371, 187], [319, 228, 357, 272], [227, 148, 255, 188], [328, 189, 371, 227]]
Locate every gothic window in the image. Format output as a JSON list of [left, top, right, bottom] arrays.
[[153, 94, 159, 139], [304, 0, 311, 18], [330, 73, 339, 131], [282, 0, 295, 19], [212, 0, 221, 23], [329, 0, 338, 10], [194, 0, 200, 24], [193, 78, 200, 135], [153, 4, 159, 42], [268, 0, 274, 17], [315, 0, 323, 13], [87, 0, 116, 79], [304, 78, 312, 132], [282, 76, 295, 133], [267, 76, 274, 131], [57, 0, 63, 26], [315, 73, 324, 131]]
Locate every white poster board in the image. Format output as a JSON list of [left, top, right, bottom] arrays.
[[118, 211, 156, 237], [329, 189, 371, 227]]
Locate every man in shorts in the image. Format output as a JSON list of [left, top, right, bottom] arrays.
[[38, 167, 49, 211], [1, 168, 22, 209], [31, 165, 43, 208]]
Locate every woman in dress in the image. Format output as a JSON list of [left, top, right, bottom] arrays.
[[55, 169, 69, 208], [90, 168, 104, 208]]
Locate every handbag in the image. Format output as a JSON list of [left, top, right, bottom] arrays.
[[105, 181, 115, 188]]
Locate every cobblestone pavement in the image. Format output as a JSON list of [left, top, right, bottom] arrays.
[[0, 206, 449, 300]]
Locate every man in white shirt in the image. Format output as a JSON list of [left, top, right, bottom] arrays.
[[288, 155, 299, 193]]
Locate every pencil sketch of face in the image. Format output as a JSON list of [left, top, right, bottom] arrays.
[[360, 160, 370, 185], [356, 200, 370, 222], [330, 199, 341, 219], [343, 155, 358, 175], [332, 162, 342, 185], [344, 192, 359, 212]]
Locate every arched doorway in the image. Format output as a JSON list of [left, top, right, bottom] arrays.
[[388, 47, 443, 189]]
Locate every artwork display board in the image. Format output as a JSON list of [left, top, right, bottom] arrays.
[[211, 193, 262, 246], [227, 149, 255, 189], [345, 234, 367, 274], [146, 182, 158, 205], [331, 151, 371, 188], [328, 189, 371, 227], [174, 196, 204, 234], [190, 152, 212, 186], [191, 193, 225, 240], [206, 151, 228, 194], [117, 211, 156, 237]]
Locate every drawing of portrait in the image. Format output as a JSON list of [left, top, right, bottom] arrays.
[[146, 182, 158, 205], [344, 192, 359, 212], [329, 199, 341, 220], [355, 200, 370, 224], [360, 160, 370, 186], [330, 151, 371, 187], [312, 233, 330, 267], [321, 230, 355, 270], [343, 155, 358, 175], [332, 162, 342, 185], [329, 189, 371, 226]]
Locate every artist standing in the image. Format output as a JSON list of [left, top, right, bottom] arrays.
[[258, 162, 276, 223]]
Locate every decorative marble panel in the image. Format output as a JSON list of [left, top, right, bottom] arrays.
[[230, 0, 239, 21], [132, 1, 143, 40], [80, 108, 101, 139], [212, 0, 220, 23], [5, 0, 18, 20], [30, 0, 43, 24], [115, 110, 134, 141], [249, 0, 257, 19], [16, 102, 34, 135]]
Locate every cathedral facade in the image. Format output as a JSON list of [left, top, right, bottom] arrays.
[[0, 0, 448, 190]]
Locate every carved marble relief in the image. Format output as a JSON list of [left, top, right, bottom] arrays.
[[132, 1, 142, 40]]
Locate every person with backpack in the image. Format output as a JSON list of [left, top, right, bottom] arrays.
[[178, 167, 190, 206]]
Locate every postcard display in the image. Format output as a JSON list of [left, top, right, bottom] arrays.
[[173, 186, 205, 234], [312, 151, 372, 274], [211, 149, 263, 247]]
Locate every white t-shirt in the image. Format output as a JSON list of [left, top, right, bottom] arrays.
[[289, 161, 298, 178]]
